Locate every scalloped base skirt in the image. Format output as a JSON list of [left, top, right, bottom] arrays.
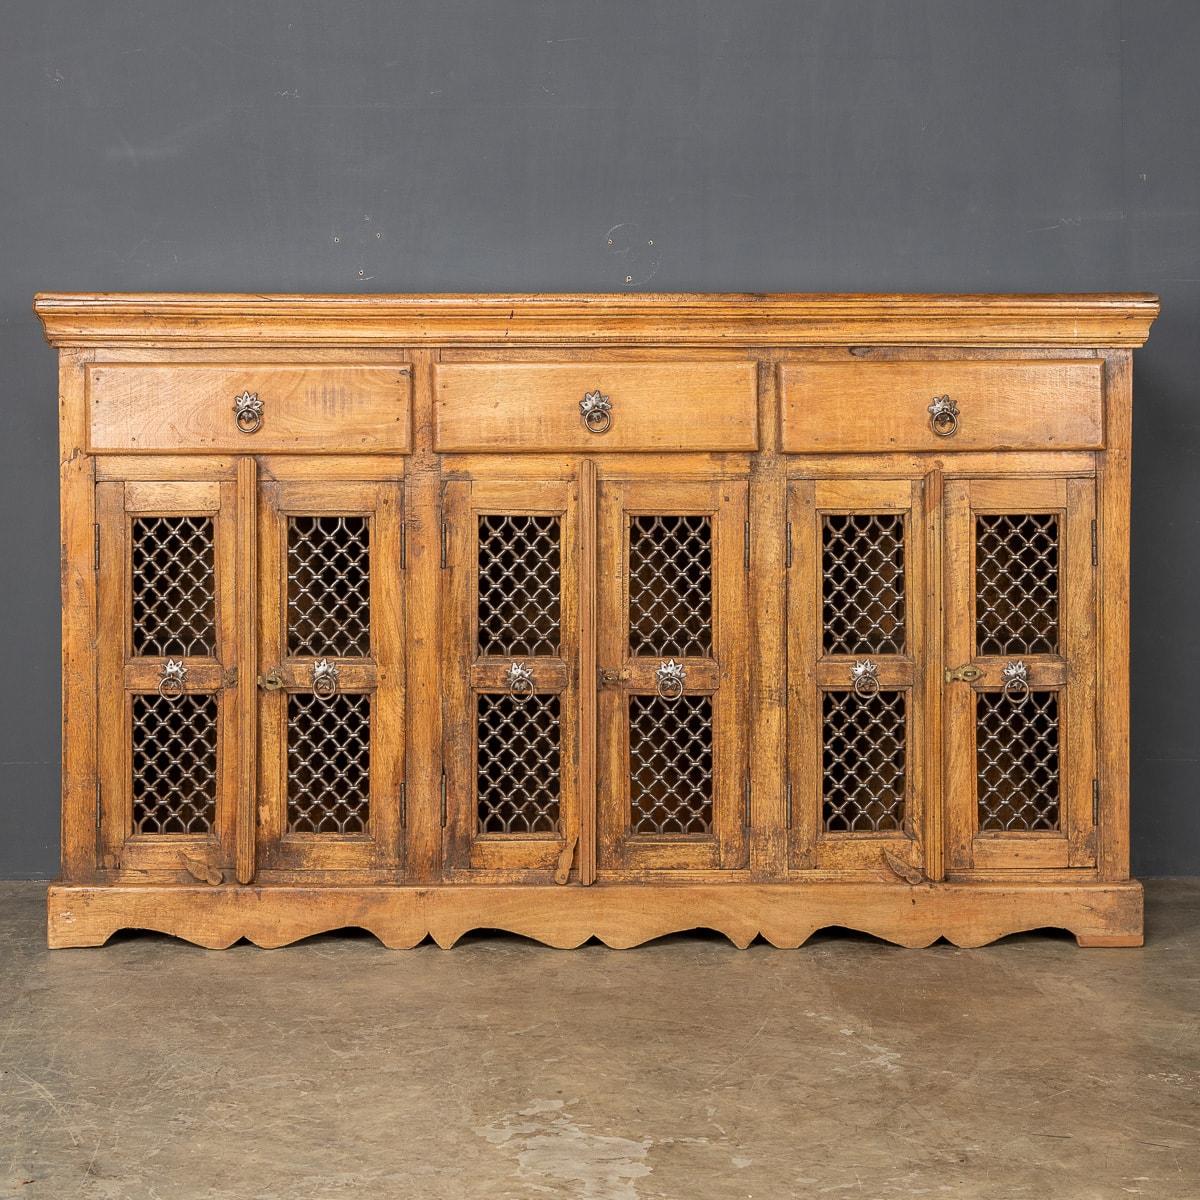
[[47, 880, 1144, 950]]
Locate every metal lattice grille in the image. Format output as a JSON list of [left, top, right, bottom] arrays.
[[287, 693, 371, 834], [131, 517, 216, 657], [629, 694, 713, 835], [629, 515, 713, 657], [822, 514, 906, 654], [977, 691, 1060, 831], [132, 692, 217, 834], [287, 516, 371, 657], [478, 515, 561, 657], [477, 693, 561, 834], [976, 514, 1059, 656], [822, 690, 907, 832]]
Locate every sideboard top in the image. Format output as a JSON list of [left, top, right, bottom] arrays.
[[33, 292, 1159, 349]]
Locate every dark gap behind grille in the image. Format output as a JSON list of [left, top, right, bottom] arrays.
[[822, 690, 907, 832], [287, 693, 371, 834], [287, 515, 371, 657], [478, 515, 561, 657], [131, 516, 216, 657], [629, 694, 713, 835], [976, 513, 1059, 656], [477, 693, 561, 834], [977, 690, 1060, 831], [822, 513, 906, 654], [629, 514, 713, 657], [132, 692, 217, 834]]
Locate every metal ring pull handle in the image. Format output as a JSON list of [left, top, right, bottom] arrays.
[[1001, 660, 1029, 701], [580, 389, 612, 434], [655, 659, 686, 701], [157, 658, 187, 699], [506, 662, 534, 699], [233, 389, 264, 434], [851, 659, 880, 699], [312, 658, 340, 698], [927, 394, 959, 438]]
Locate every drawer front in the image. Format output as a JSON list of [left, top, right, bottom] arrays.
[[433, 362, 758, 453], [780, 360, 1104, 453], [87, 364, 412, 453]]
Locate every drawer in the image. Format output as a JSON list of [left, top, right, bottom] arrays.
[[433, 362, 758, 453], [87, 364, 411, 453], [780, 360, 1104, 453]]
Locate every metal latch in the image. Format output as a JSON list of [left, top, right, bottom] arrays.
[[944, 663, 983, 684]]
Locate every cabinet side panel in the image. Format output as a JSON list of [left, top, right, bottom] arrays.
[[60, 350, 98, 880], [1097, 351, 1132, 880]]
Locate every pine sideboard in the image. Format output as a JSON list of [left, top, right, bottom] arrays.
[[35, 292, 1159, 949]]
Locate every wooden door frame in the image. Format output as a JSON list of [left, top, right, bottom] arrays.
[[786, 476, 927, 877], [441, 474, 582, 883], [596, 476, 749, 877], [943, 475, 1097, 873], [256, 478, 405, 879], [95, 477, 239, 879]]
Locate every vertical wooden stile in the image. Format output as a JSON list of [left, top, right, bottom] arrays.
[[1097, 351, 1132, 881], [922, 466, 945, 881], [235, 457, 257, 883], [60, 350, 99, 879], [578, 458, 598, 885], [405, 350, 442, 882], [749, 358, 787, 879]]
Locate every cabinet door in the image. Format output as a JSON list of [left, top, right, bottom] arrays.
[[442, 479, 580, 880], [257, 481, 405, 876], [597, 479, 748, 874], [96, 480, 239, 877], [787, 479, 927, 874], [944, 478, 1097, 871]]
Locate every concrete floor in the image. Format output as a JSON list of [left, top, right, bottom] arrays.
[[1, 881, 1198, 1200]]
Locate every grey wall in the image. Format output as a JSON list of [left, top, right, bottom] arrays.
[[2, 1, 1197, 877]]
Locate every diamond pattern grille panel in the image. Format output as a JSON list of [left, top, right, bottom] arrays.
[[822, 690, 907, 832], [629, 515, 713, 658], [131, 516, 216, 657], [629, 694, 713, 835], [478, 515, 561, 657], [976, 514, 1059, 656], [287, 693, 371, 834], [132, 692, 217, 834], [477, 693, 561, 834], [822, 513, 906, 654], [287, 516, 371, 657], [977, 690, 1060, 831]]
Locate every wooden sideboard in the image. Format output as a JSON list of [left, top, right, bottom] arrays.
[[35, 292, 1159, 949]]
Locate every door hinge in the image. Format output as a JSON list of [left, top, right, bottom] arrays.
[[93, 523, 100, 571], [743, 777, 751, 829], [1092, 778, 1100, 825], [785, 779, 792, 829], [399, 780, 407, 828], [440, 771, 447, 826], [400, 521, 407, 571], [785, 521, 793, 569], [1091, 519, 1098, 566], [440, 521, 448, 569], [744, 520, 751, 570]]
